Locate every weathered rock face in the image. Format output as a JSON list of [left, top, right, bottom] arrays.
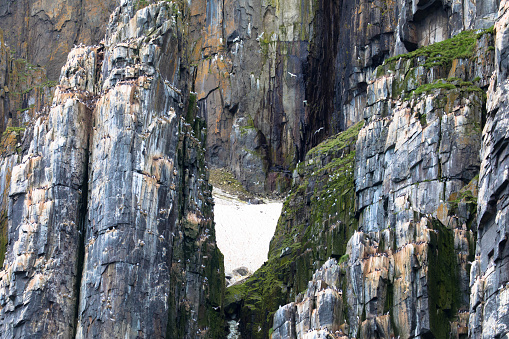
[[189, 0, 500, 195], [0, 1, 224, 338], [1, 0, 497, 195], [0, 45, 94, 337], [272, 259, 344, 339], [332, 0, 496, 132], [0, 0, 118, 81], [0, 26, 56, 293], [1, 0, 509, 338], [188, 0, 316, 194], [470, 1, 509, 337], [258, 27, 495, 339]]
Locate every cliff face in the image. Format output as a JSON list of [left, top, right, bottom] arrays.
[[234, 7, 500, 339], [189, 0, 499, 194], [0, 27, 56, 281], [270, 30, 492, 335], [0, 1, 224, 338], [1, 0, 509, 338], [0, 0, 499, 195], [0, 0, 118, 81], [187, 0, 315, 194], [470, 1, 509, 337]]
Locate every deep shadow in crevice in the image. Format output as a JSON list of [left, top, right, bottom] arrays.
[[72, 121, 90, 338]]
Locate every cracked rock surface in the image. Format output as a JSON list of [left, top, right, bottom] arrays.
[[0, 1, 224, 338]]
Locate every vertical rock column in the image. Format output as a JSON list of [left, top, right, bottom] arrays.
[[470, 1, 509, 337], [76, 2, 225, 338], [0, 45, 97, 338], [1, 1, 225, 338], [76, 3, 185, 338]]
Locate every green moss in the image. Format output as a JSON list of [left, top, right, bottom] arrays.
[[385, 30, 479, 70], [199, 246, 225, 338], [378, 27, 495, 102], [259, 31, 276, 66], [412, 80, 456, 97], [225, 256, 292, 338], [338, 254, 349, 265], [477, 25, 495, 39], [448, 189, 477, 212], [239, 117, 256, 137], [16, 105, 34, 113], [227, 122, 363, 337], [2, 126, 25, 136], [307, 121, 364, 157], [38, 80, 57, 88], [428, 219, 460, 339], [408, 78, 485, 100]]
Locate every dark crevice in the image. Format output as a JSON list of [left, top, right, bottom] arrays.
[[371, 53, 387, 68], [304, 0, 343, 156], [403, 40, 418, 53], [73, 0, 84, 46], [72, 111, 91, 338], [412, 0, 444, 23]]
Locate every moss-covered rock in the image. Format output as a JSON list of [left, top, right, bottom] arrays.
[[225, 122, 363, 338], [428, 219, 460, 339], [372, 27, 495, 104], [384, 28, 492, 70]]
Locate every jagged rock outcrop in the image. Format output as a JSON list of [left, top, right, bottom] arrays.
[[224, 121, 361, 338], [272, 259, 344, 339], [331, 0, 496, 132], [260, 27, 495, 339], [0, 1, 224, 338], [470, 1, 509, 337]]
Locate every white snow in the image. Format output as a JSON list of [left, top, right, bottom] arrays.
[[213, 188, 283, 275]]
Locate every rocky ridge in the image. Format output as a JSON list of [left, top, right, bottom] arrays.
[[0, 1, 224, 338], [266, 26, 495, 339]]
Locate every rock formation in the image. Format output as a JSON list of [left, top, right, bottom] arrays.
[[0, 1, 224, 338], [470, 0, 509, 337], [189, 0, 500, 194], [229, 2, 503, 339], [1, 0, 509, 338], [1, 0, 501, 196]]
